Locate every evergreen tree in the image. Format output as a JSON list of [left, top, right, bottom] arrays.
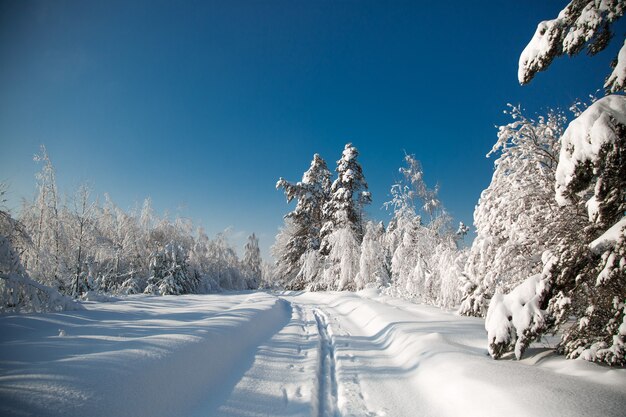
[[144, 243, 197, 295], [319, 143, 371, 289], [545, 95, 626, 365], [518, 0, 625, 91], [320, 144, 371, 253], [274, 154, 331, 288]]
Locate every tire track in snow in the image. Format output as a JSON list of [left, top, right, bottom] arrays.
[[313, 309, 339, 417]]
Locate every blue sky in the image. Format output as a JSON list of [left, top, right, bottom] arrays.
[[1, 0, 624, 258]]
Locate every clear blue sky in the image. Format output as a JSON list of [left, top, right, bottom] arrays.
[[1, 0, 624, 258]]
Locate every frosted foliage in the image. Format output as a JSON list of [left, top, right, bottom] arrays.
[[555, 95, 626, 215], [271, 218, 300, 287], [519, 0, 625, 86], [144, 243, 197, 296], [6, 147, 252, 299], [20, 145, 62, 288], [295, 250, 323, 290], [275, 154, 332, 288], [605, 39, 626, 92], [435, 245, 467, 308], [590, 217, 626, 254], [243, 233, 262, 290], [321, 143, 371, 254], [384, 154, 463, 305], [460, 106, 566, 317], [485, 274, 550, 360], [322, 226, 361, 291], [546, 95, 626, 366], [493, 99, 626, 365], [0, 235, 81, 313], [355, 221, 389, 290]]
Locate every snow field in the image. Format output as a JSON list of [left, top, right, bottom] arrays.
[[1, 291, 625, 417], [291, 290, 626, 417], [0, 293, 289, 417]]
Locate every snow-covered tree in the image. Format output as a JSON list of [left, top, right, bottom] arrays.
[[546, 95, 626, 365], [66, 184, 97, 296], [1, 222, 79, 313], [274, 154, 332, 288], [355, 221, 389, 290], [321, 222, 361, 291], [486, 0, 626, 365], [20, 146, 63, 290], [518, 0, 625, 92], [243, 233, 262, 290], [144, 243, 198, 296], [318, 143, 371, 290], [460, 106, 571, 317], [320, 143, 371, 255], [384, 154, 460, 304]]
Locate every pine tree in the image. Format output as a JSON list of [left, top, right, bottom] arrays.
[[144, 243, 196, 295], [546, 95, 626, 365], [274, 154, 332, 288], [319, 143, 371, 290]]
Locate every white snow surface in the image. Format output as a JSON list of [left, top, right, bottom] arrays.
[[1, 290, 625, 417], [589, 217, 626, 253], [555, 94, 626, 207]]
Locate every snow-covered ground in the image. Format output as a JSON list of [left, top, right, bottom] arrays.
[[1, 290, 625, 417]]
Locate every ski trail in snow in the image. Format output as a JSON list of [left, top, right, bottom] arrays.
[[313, 309, 339, 417]]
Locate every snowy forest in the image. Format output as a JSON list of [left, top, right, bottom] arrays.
[[1, 0, 625, 377], [0, 147, 265, 301]]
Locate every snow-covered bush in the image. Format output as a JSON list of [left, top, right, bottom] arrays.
[[485, 267, 552, 360]]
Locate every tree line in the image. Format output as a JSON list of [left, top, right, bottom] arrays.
[[0, 147, 264, 311]]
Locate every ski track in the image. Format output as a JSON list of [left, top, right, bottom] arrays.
[[312, 309, 338, 417]]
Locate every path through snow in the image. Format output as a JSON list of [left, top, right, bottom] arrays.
[[1, 290, 625, 417]]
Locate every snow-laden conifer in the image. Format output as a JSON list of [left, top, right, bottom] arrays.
[[274, 154, 331, 288]]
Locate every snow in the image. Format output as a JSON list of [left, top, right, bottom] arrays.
[[484, 274, 547, 359], [555, 94, 626, 206], [518, 19, 560, 84], [605, 39, 626, 92], [589, 217, 626, 253], [1, 291, 625, 417]]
